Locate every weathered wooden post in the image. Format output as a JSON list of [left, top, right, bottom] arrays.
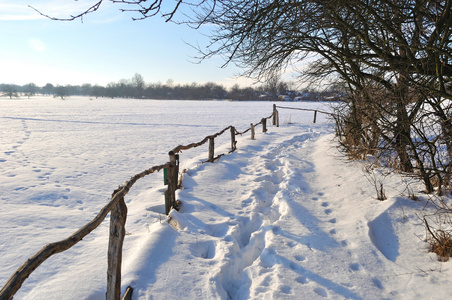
[[273, 104, 277, 126], [208, 137, 215, 162], [262, 118, 267, 133], [250, 123, 255, 140], [230, 126, 236, 151], [313, 110, 318, 123], [276, 110, 279, 127], [165, 151, 179, 215], [174, 154, 180, 188], [106, 189, 128, 300]]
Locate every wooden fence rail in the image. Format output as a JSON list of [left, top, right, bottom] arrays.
[[0, 107, 279, 300], [275, 105, 334, 123]]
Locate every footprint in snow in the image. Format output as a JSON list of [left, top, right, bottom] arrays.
[[294, 255, 306, 262], [280, 285, 292, 294], [286, 241, 297, 248], [289, 262, 302, 272], [190, 240, 216, 259], [314, 287, 328, 298], [296, 276, 309, 284], [272, 226, 282, 234], [349, 263, 361, 272], [372, 277, 384, 290]]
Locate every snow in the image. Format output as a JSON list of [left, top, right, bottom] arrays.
[[1, 97, 451, 299]]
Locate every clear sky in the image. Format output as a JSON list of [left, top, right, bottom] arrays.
[[0, 0, 256, 88]]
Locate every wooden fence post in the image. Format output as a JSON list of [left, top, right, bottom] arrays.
[[273, 104, 277, 126], [262, 118, 267, 133], [251, 123, 255, 140], [165, 151, 178, 215], [175, 154, 179, 188], [208, 137, 215, 162], [106, 190, 127, 300], [230, 127, 236, 151], [313, 110, 317, 123], [276, 110, 279, 127]]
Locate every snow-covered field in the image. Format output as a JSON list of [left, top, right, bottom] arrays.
[[0, 97, 450, 299]]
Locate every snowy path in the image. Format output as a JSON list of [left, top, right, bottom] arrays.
[[122, 125, 452, 299]]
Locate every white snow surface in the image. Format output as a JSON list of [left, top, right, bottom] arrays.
[[1, 97, 451, 299]]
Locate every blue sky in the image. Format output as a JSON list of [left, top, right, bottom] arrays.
[[0, 1, 256, 88]]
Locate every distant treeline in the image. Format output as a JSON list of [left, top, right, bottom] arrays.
[[0, 73, 341, 101]]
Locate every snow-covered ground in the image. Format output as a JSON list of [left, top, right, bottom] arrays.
[[1, 97, 450, 299]]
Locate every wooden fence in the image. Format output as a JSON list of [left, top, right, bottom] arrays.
[[274, 105, 334, 123], [0, 107, 280, 300]]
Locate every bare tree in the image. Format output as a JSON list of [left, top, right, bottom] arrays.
[[24, 83, 37, 98], [54, 85, 68, 100], [42, 83, 54, 96], [1, 84, 19, 99], [130, 73, 145, 98]]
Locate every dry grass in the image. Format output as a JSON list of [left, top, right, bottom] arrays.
[[424, 217, 452, 261], [428, 230, 452, 261]]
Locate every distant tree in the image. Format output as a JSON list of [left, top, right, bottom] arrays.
[[24, 83, 37, 98], [42, 83, 54, 96], [117, 79, 131, 98], [131, 73, 145, 98], [54, 85, 68, 99], [91, 85, 104, 98], [209, 83, 227, 99], [228, 84, 241, 100], [2, 84, 19, 99], [277, 81, 289, 97], [227, 84, 259, 100], [264, 74, 281, 100], [80, 83, 92, 96], [64, 85, 79, 96], [166, 79, 174, 87], [105, 82, 119, 98]]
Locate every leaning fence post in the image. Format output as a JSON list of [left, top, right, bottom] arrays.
[[251, 123, 255, 140], [230, 126, 236, 151], [107, 189, 128, 300], [313, 110, 318, 123], [208, 137, 215, 162], [273, 104, 277, 126], [165, 151, 178, 215], [262, 118, 267, 133]]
